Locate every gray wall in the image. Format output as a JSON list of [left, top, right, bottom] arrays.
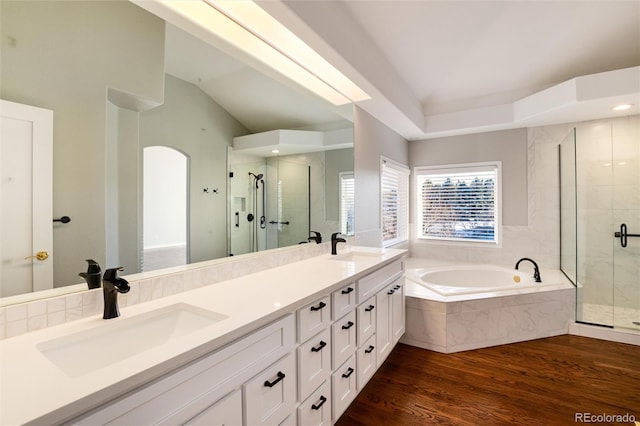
[[140, 75, 249, 263], [1, 1, 165, 287], [353, 106, 409, 247], [408, 128, 528, 226]]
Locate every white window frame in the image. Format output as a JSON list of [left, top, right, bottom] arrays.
[[380, 157, 410, 247], [415, 161, 501, 246], [339, 171, 355, 236]]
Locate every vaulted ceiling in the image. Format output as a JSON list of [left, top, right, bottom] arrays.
[[165, 1, 640, 141]]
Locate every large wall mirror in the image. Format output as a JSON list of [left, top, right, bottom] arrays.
[[0, 0, 354, 304]]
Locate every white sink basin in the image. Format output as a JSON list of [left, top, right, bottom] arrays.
[[330, 251, 384, 262], [37, 303, 228, 377]]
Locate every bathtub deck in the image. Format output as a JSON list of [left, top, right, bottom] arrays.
[[336, 335, 640, 426]]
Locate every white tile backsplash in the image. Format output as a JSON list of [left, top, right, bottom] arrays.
[[0, 240, 336, 340]]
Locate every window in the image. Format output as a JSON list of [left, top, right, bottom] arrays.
[[416, 162, 500, 244], [339, 172, 355, 236], [381, 158, 409, 247]]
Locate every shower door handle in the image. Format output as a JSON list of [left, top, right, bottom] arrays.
[[614, 223, 640, 248]]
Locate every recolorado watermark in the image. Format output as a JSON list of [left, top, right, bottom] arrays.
[[575, 412, 637, 423]]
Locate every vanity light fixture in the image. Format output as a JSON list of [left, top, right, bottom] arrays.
[[206, 0, 370, 104], [141, 0, 368, 106], [612, 103, 634, 111]]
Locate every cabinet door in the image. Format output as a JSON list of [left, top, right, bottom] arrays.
[[331, 310, 357, 370], [375, 283, 393, 367], [332, 283, 356, 320], [244, 353, 296, 426], [185, 389, 241, 426], [391, 279, 405, 345], [298, 328, 332, 401], [298, 296, 331, 343], [356, 296, 376, 346], [357, 334, 377, 391], [297, 380, 331, 426], [331, 355, 357, 423]]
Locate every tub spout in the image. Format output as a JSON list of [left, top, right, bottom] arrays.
[[515, 258, 541, 283]]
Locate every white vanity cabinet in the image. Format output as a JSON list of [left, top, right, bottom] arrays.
[[70, 315, 295, 426], [61, 256, 405, 426]]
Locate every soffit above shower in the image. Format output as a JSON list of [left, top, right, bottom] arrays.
[[233, 128, 353, 157]]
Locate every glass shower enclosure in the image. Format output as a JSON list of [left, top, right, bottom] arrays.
[[228, 152, 310, 257], [560, 118, 640, 331]]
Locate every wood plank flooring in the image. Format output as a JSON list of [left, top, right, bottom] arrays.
[[336, 335, 640, 426]]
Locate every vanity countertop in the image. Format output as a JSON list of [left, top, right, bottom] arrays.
[[0, 247, 406, 425]]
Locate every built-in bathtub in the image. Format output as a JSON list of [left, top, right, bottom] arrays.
[[401, 259, 576, 353], [406, 264, 560, 296]]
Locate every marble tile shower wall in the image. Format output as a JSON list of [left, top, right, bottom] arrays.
[[410, 123, 567, 270], [577, 116, 639, 310], [0, 242, 335, 340]]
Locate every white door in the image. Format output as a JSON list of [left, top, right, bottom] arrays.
[[0, 99, 53, 297]]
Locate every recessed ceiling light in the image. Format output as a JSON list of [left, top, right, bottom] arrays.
[[612, 104, 634, 111], [271, 149, 280, 154]]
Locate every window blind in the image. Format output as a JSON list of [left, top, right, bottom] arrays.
[[381, 159, 409, 247], [339, 172, 355, 235], [416, 164, 498, 243]]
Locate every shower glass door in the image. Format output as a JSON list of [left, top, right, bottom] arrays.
[[563, 117, 640, 331], [612, 119, 640, 331], [266, 158, 310, 249]]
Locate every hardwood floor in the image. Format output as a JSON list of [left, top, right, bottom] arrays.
[[336, 335, 640, 426]]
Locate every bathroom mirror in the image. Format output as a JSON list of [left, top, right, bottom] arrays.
[[0, 0, 354, 303]]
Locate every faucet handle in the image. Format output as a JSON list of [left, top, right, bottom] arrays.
[[331, 232, 341, 240], [103, 267, 124, 281]]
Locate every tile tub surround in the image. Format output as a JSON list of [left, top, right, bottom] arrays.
[[0, 240, 349, 340], [400, 258, 575, 353], [0, 247, 406, 425]]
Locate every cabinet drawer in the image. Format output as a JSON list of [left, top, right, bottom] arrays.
[[298, 328, 332, 402], [356, 296, 376, 346], [331, 310, 356, 370], [297, 380, 331, 426], [297, 296, 331, 343], [357, 259, 403, 303], [331, 355, 357, 423], [73, 315, 295, 425], [332, 283, 356, 320], [185, 389, 241, 426], [244, 353, 297, 426], [357, 334, 377, 391]]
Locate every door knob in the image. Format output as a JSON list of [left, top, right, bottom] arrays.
[[25, 251, 49, 261]]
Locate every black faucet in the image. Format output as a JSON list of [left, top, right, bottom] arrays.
[[79, 259, 102, 289], [308, 231, 322, 244], [102, 267, 130, 319], [331, 232, 346, 255], [515, 258, 542, 283]]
